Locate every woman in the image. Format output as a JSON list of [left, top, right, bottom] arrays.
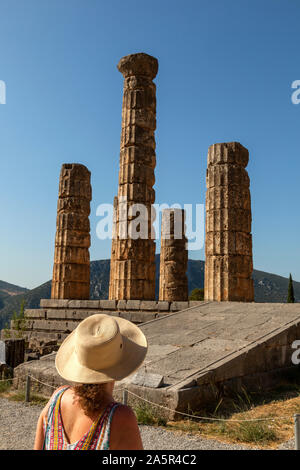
[[34, 313, 147, 450]]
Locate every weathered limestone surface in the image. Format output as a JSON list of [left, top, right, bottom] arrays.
[[51, 164, 92, 299], [159, 209, 188, 301], [204, 142, 254, 301], [109, 53, 158, 300]]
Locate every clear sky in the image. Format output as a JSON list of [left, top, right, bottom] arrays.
[[0, 0, 299, 289]]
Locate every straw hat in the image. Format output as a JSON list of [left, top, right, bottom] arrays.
[[55, 314, 147, 384]]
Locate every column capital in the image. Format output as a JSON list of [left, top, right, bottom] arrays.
[[117, 52, 158, 79]]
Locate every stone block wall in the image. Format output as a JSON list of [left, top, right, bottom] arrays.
[[3, 299, 202, 358]]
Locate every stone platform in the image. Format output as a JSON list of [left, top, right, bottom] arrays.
[[13, 301, 300, 418], [5, 299, 197, 357]]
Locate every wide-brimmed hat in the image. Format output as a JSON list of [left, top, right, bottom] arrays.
[[55, 314, 147, 384]]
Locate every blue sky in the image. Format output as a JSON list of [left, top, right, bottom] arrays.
[[0, 0, 299, 289]]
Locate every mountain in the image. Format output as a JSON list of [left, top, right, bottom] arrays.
[[252, 269, 300, 303], [0, 280, 28, 312], [0, 280, 28, 295], [0, 257, 299, 330], [0, 281, 50, 329]]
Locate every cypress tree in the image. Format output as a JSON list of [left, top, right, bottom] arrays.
[[287, 273, 295, 303]]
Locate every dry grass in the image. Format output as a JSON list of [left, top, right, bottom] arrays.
[[0, 382, 48, 406], [167, 388, 300, 449], [133, 380, 300, 448]]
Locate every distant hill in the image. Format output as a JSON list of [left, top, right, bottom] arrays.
[[0, 280, 28, 313], [0, 280, 50, 329], [0, 257, 299, 329], [0, 280, 28, 295], [252, 269, 300, 303]]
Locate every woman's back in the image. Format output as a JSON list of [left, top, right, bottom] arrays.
[[34, 314, 147, 450], [60, 387, 110, 445], [39, 385, 143, 450]]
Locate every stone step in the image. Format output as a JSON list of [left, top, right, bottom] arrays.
[[39, 299, 197, 312], [2, 329, 65, 344], [5, 301, 205, 359], [22, 308, 171, 326]]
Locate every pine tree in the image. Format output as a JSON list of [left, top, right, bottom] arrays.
[[287, 273, 295, 303]]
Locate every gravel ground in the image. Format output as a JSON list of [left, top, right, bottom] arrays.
[[0, 397, 274, 451], [277, 439, 294, 450]]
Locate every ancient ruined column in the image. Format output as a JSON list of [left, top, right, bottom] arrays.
[[159, 209, 188, 301], [109, 53, 158, 300], [51, 163, 92, 299], [108, 196, 118, 300], [204, 142, 254, 301]]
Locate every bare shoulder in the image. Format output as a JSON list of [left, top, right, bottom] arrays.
[[112, 404, 137, 422], [110, 404, 143, 450]]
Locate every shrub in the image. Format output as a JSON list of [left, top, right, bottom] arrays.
[[134, 403, 167, 427], [189, 288, 204, 301]]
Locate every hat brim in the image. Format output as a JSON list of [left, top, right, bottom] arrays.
[[55, 316, 147, 384]]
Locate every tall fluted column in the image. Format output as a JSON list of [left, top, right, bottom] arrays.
[[108, 196, 118, 299], [109, 53, 158, 300], [159, 209, 188, 301], [204, 142, 254, 301], [51, 163, 92, 299]]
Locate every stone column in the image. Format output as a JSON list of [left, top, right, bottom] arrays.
[[159, 209, 188, 301], [108, 196, 118, 300], [51, 163, 92, 300], [204, 142, 254, 301], [110, 53, 158, 300]]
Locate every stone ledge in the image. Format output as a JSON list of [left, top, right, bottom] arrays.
[[68, 300, 100, 309], [40, 299, 70, 308], [3, 329, 67, 344], [140, 301, 158, 310], [38, 299, 203, 312], [117, 300, 127, 310], [119, 311, 158, 323], [46, 309, 92, 321], [126, 300, 141, 310], [25, 309, 47, 319], [99, 300, 116, 310], [157, 301, 170, 311], [170, 301, 189, 312]]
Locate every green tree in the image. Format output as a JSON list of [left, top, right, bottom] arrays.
[[11, 299, 26, 331], [12, 309, 18, 321], [19, 299, 25, 319], [189, 288, 204, 301], [287, 274, 295, 303]]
